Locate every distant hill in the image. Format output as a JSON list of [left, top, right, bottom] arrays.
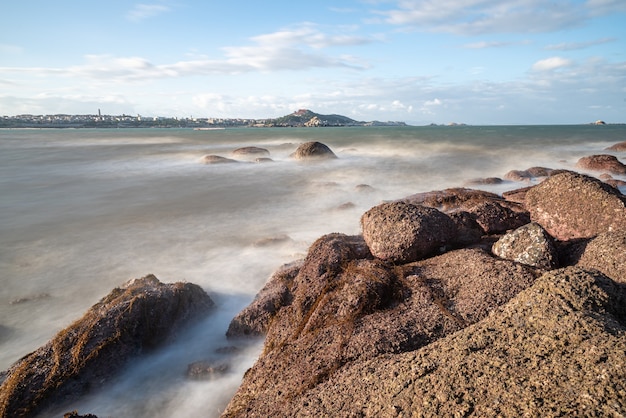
[[267, 109, 406, 127]]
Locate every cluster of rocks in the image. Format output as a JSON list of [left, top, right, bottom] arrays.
[[2, 141, 626, 417], [222, 165, 626, 415], [200, 141, 337, 164]]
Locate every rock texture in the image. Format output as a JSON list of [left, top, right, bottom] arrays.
[[0, 275, 214, 418], [290, 141, 337, 160], [286, 268, 626, 417], [492, 222, 558, 269], [360, 202, 457, 263], [576, 230, 626, 283], [525, 171, 626, 240], [222, 234, 539, 417], [576, 154, 626, 174]]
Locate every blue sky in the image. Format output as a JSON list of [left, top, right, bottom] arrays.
[[1, 0, 625, 124]]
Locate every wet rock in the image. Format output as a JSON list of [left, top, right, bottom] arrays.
[[227, 261, 301, 338], [290, 141, 337, 160], [63, 411, 98, 418], [0, 275, 214, 418], [354, 184, 375, 192], [576, 154, 626, 175], [464, 177, 503, 186], [186, 361, 229, 380], [577, 230, 626, 283], [360, 201, 457, 263], [9, 292, 51, 305], [504, 167, 553, 182], [221, 247, 539, 417], [200, 155, 239, 164], [492, 222, 558, 270], [606, 141, 626, 151], [287, 268, 626, 417], [525, 171, 626, 240], [402, 188, 503, 212]]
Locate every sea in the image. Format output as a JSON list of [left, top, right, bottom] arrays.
[[1, 125, 625, 417]]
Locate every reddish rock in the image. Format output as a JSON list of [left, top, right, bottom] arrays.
[[221, 247, 539, 417], [232, 146, 269, 157], [525, 171, 626, 240], [606, 141, 626, 151], [464, 177, 503, 186], [576, 154, 626, 175], [360, 201, 457, 263], [290, 141, 337, 160], [402, 188, 503, 212], [492, 222, 558, 270], [0, 275, 214, 418], [577, 230, 626, 284], [504, 167, 553, 182], [466, 201, 530, 235], [287, 268, 626, 417], [502, 186, 533, 205]]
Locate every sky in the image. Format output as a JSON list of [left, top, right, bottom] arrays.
[[1, 0, 625, 125]]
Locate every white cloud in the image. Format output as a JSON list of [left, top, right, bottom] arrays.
[[531, 57, 573, 71], [544, 37, 615, 51], [126, 4, 171, 22], [376, 0, 592, 34]]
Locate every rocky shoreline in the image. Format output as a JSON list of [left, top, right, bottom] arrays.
[[2, 142, 626, 417]]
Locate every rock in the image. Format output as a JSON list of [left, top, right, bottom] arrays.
[[606, 141, 626, 151], [606, 178, 626, 188], [464, 177, 503, 186], [360, 201, 457, 263], [577, 230, 626, 283], [232, 146, 270, 158], [504, 167, 553, 182], [254, 157, 273, 163], [221, 247, 539, 417], [502, 185, 533, 204], [286, 268, 626, 417], [576, 154, 626, 175], [402, 188, 503, 212], [492, 222, 558, 270], [186, 361, 229, 380], [447, 211, 483, 246], [354, 184, 375, 192], [0, 275, 214, 418], [525, 171, 626, 240], [63, 411, 98, 418], [227, 261, 301, 338], [200, 155, 239, 164], [465, 201, 530, 235], [290, 141, 337, 160]]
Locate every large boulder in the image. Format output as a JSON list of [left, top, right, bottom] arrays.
[[221, 243, 538, 417], [0, 275, 214, 418], [606, 141, 626, 151], [576, 230, 626, 283], [465, 201, 530, 235], [290, 141, 337, 160], [525, 171, 626, 240], [360, 201, 457, 263], [286, 268, 626, 417], [492, 222, 558, 270], [576, 154, 626, 175]]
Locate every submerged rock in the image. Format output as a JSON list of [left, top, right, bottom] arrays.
[[606, 141, 626, 151], [232, 146, 270, 157], [525, 171, 626, 240], [200, 155, 239, 164], [361, 201, 457, 263], [290, 141, 337, 160], [0, 275, 214, 418]]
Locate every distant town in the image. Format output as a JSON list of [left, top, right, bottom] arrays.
[[0, 109, 407, 129]]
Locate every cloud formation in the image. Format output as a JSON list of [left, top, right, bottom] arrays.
[[126, 3, 171, 22]]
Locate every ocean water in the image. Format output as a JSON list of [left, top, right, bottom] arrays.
[[1, 125, 625, 417]]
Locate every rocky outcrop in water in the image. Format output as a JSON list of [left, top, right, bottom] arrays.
[[222, 169, 626, 417], [290, 141, 337, 160], [576, 154, 626, 174], [0, 275, 214, 418]]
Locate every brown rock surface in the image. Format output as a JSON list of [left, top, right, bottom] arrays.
[[492, 222, 558, 269], [286, 268, 626, 417], [577, 230, 626, 283], [402, 188, 503, 212], [360, 202, 457, 263], [525, 171, 626, 240], [221, 245, 539, 417], [465, 201, 530, 234], [606, 141, 626, 151], [576, 154, 626, 174], [0, 275, 214, 418], [290, 141, 337, 160]]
